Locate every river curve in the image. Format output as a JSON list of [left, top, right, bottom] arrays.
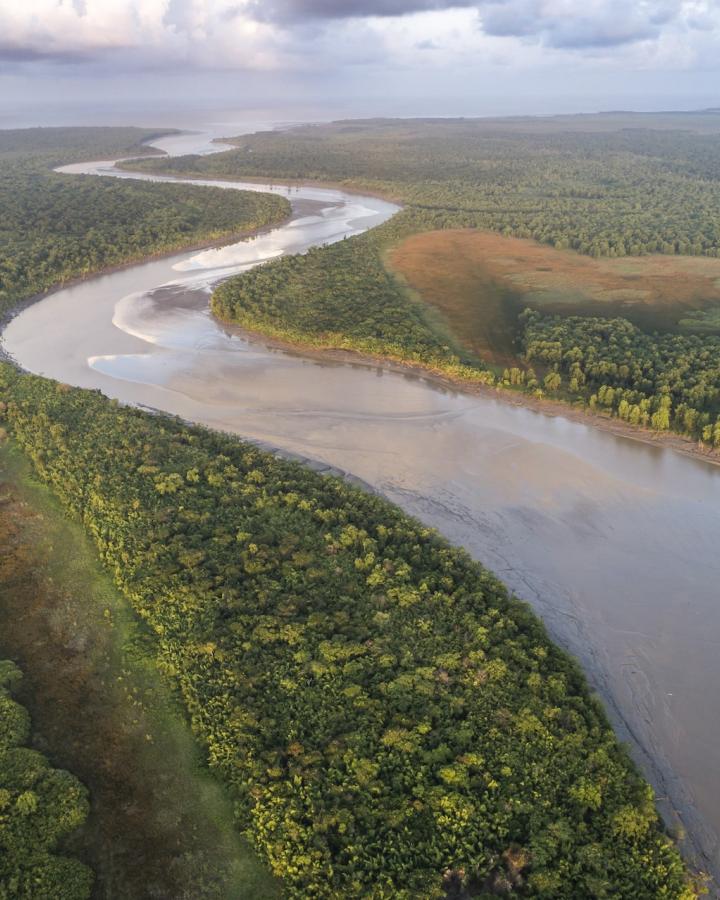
[[2, 132, 720, 887]]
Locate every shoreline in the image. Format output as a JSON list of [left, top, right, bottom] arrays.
[[118, 159, 406, 204], [0, 213, 292, 364], [217, 318, 720, 470]]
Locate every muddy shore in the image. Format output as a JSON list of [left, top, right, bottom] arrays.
[[219, 319, 720, 469]]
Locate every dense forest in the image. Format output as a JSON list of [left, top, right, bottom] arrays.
[[0, 127, 289, 316], [0, 363, 696, 898], [125, 115, 720, 258], [0, 659, 92, 899], [521, 310, 720, 444]]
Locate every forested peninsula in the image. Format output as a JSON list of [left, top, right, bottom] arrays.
[[0, 365, 696, 898]]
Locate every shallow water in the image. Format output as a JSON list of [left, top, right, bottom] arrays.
[[3, 135, 720, 884]]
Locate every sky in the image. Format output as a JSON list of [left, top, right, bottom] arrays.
[[0, 0, 719, 126]]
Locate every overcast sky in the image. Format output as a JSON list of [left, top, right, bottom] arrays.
[[1, 0, 718, 126]]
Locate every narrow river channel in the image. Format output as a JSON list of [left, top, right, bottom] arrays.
[[3, 130, 720, 887]]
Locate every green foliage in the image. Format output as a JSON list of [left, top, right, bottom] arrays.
[[127, 116, 720, 259], [0, 127, 289, 316], [0, 366, 694, 898], [521, 309, 720, 442], [213, 225, 493, 383], [0, 660, 92, 899]]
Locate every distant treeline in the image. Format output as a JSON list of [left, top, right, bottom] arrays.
[[0, 127, 289, 316], [0, 363, 695, 898], [125, 117, 720, 259]]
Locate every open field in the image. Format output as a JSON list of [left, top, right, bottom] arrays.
[[387, 229, 720, 363]]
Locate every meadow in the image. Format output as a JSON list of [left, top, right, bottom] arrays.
[[386, 229, 720, 364]]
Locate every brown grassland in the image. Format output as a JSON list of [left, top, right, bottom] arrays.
[[386, 229, 720, 364]]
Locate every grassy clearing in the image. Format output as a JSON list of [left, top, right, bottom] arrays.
[[386, 229, 720, 364], [0, 440, 280, 900]]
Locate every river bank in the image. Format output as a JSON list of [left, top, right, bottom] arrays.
[[217, 316, 720, 470], [118, 158, 407, 205], [0, 215, 293, 361]]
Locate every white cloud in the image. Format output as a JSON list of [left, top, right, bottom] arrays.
[[0, 0, 283, 68]]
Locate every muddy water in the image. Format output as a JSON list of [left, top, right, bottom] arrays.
[[3, 142, 720, 885]]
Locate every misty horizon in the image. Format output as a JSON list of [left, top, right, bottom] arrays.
[[1, 0, 718, 129]]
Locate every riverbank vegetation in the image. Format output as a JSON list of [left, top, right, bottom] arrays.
[[521, 311, 720, 445], [212, 227, 493, 384], [0, 127, 289, 317], [0, 363, 698, 898], [0, 659, 93, 898]]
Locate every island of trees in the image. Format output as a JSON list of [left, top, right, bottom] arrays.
[[0, 660, 93, 899]]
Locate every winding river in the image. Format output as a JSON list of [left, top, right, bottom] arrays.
[[3, 131, 720, 885]]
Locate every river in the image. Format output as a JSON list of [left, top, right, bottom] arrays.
[[2, 131, 720, 887]]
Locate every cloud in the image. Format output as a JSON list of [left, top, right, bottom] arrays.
[[0, 0, 716, 74], [477, 0, 685, 49], [0, 42, 91, 63], [0, 1, 284, 68], [249, 0, 474, 21]]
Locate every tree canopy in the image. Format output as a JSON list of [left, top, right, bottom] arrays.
[[0, 127, 289, 316], [0, 660, 92, 899], [0, 364, 695, 898]]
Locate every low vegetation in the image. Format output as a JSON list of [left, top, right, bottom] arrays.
[[0, 364, 697, 898], [387, 229, 720, 361], [0, 659, 93, 899], [0, 127, 289, 316]]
